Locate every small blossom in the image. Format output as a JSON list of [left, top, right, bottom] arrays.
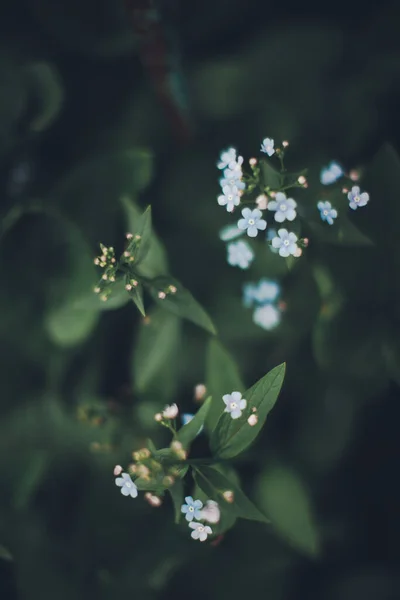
[[253, 304, 281, 330], [249, 157, 257, 166], [223, 155, 244, 180], [247, 414, 258, 426], [222, 490, 234, 503], [194, 383, 207, 401], [260, 137, 275, 156], [114, 465, 123, 476], [163, 403, 178, 419], [227, 240, 254, 270], [271, 229, 299, 258], [223, 391, 247, 419], [320, 161, 343, 185], [347, 185, 369, 210], [154, 412, 163, 422], [218, 224, 244, 242], [145, 492, 162, 507], [297, 176, 307, 186], [317, 200, 338, 225], [217, 184, 241, 213], [282, 140, 289, 148], [158, 291, 166, 299], [115, 473, 138, 498], [256, 194, 268, 210], [267, 192, 297, 223], [199, 500, 221, 524], [217, 147, 236, 170], [169, 285, 177, 293], [181, 496, 203, 522], [219, 175, 246, 191], [252, 278, 280, 305], [189, 522, 212, 542], [237, 208, 267, 238]]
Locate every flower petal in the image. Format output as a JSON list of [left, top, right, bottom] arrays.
[[286, 209, 296, 221], [231, 409, 242, 419], [193, 499, 203, 510], [237, 218, 247, 230], [189, 521, 199, 530], [222, 394, 231, 405], [279, 246, 290, 258], [241, 207, 251, 219], [247, 225, 258, 237], [120, 486, 130, 496], [257, 219, 267, 231], [271, 237, 282, 248], [268, 201, 277, 211], [231, 391, 242, 402], [115, 478, 124, 487], [252, 209, 262, 219], [274, 211, 285, 223], [199, 532, 208, 542], [191, 530, 200, 540], [239, 399, 247, 410]]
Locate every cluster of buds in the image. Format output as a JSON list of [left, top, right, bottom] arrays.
[[156, 283, 178, 301], [121, 232, 142, 264], [93, 243, 118, 301], [170, 440, 187, 461], [154, 403, 179, 422]]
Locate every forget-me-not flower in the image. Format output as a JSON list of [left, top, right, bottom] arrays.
[[218, 224, 244, 242], [115, 473, 138, 498], [218, 183, 241, 213], [320, 161, 343, 185], [219, 174, 246, 190], [252, 278, 280, 304], [181, 496, 203, 522], [260, 137, 275, 156], [217, 147, 236, 170], [271, 229, 299, 257], [223, 391, 247, 419], [237, 208, 267, 237], [242, 282, 258, 308], [317, 200, 338, 225], [227, 240, 254, 269], [189, 522, 213, 542], [268, 192, 297, 223], [253, 304, 281, 330], [266, 227, 279, 253], [223, 155, 244, 180], [347, 185, 369, 210]]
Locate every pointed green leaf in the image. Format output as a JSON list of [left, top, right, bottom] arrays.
[[74, 277, 130, 311], [176, 396, 211, 449], [205, 339, 245, 432], [147, 276, 216, 335], [194, 465, 269, 524], [130, 205, 153, 266], [27, 62, 63, 132], [128, 282, 145, 316], [260, 160, 282, 190], [256, 466, 320, 557], [133, 307, 181, 400], [146, 439, 158, 454], [168, 479, 184, 524], [211, 363, 286, 459], [45, 304, 100, 347], [14, 451, 48, 510], [308, 217, 373, 246]]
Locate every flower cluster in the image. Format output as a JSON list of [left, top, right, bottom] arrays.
[[181, 496, 221, 541], [217, 147, 246, 212], [243, 278, 284, 330], [93, 243, 117, 301]]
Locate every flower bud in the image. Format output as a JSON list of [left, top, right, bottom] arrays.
[[158, 291, 166, 299], [297, 176, 307, 185], [126, 233, 133, 239], [145, 492, 162, 507], [154, 413, 163, 422], [127, 463, 137, 475], [137, 464, 150, 479], [194, 384, 207, 402], [294, 247, 303, 258], [200, 500, 221, 524], [162, 475, 175, 487], [222, 490, 234, 503], [249, 157, 257, 166], [94, 286, 101, 294], [282, 140, 289, 148], [169, 285, 177, 294], [256, 194, 268, 210], [247, 414, 258, 426], [162, 403, 178, 419], [113, 465, 123, 476], [170, 440, 183, 453], [125, 284, 132, 291]]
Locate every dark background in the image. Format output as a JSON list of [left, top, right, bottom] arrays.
[[0, 0, 400, 599]]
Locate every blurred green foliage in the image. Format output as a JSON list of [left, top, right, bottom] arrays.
[[1, 1, 400, 599]]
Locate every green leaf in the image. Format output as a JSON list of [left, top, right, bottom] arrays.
[[194, 465, 269, 524], [147, 276, 216, 335], [26, 62, 63, 132], [168, 479, 184, 524], [127, 204, 153, 266], [205, 339, 245, 432], [14, 451, 48, 510], [308, 217, 373, 247], [260, 160, 282, 190], [45, 304, 100, 347], [128, 283, 145, 316], [133, 307, 181, 400], [176, 396, 211, 449], [256, 466, 320, 557], [211, 363, 286, 459], [146, 439, 158, 454], [73, 278, 130, 312], [121, 196, 168, 278]]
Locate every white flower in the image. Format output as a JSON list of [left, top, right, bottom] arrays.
[[227, 240, 254, 269], [253, 304, 281, 330], [223, 391, 247, 419], [260, 138, 275, 156], [115, 473, 138, 498], [189, 522, 212, 542], [199, 500, 221, 524], [267, 192, 297, 223], [163, 403, 179, 419]]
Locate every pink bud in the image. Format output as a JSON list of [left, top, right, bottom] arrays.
[[282, 140, 289, 148], [247, 414, 258, 426], [294, 247, 303, 258], [249, 157, 257, 166], [342, 187, 348, 194], [114, 465, 123, 476], [102, 274, 108, 280], [222, 490, 234, 503], [123, 251, 130, 257], [158, 291, 166, 299], [169, 285, 177, 294], [278, 300, 287, 311], [303, 238, 309, 247], [126, 233, 133, 239], [145, 493, 162, 507], [125, 284, 132, 291], [298, 176, 307, 185], [94, 258, 100, 265], [194, 383, 207, 402], [256, 194, 268, 210], [94, 287, 101, 294], [154, 413, 163, 422]]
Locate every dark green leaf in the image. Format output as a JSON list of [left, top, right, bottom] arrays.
[[260, 160, 282, 190], [45, 304, 100, 347], [147, 276, 216, 335], [26, 62, 63, 132], [194, 465, 269, 524], [168, 479, 184, 524], [256, 466, 320, 556], [14, 451, 48, 510], [128, 282, 145, 316], [211, 363, 286, 459], [308, 217, 373, 246], [133, 307, 181, 399], [176, 396, 211, 449], [205, 339, 245, 432], [73, 278, 130, 311], [128, 205, 153, 266]]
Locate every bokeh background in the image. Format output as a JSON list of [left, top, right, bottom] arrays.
[[1, 0, 400, 599]]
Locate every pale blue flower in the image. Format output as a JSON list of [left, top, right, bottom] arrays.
[[268, 192, 297, 223], [227, 240, 254, 269], [189, 522, 212, 542], [219, 224, 244, 241], [219, 174, 246, 191], [317, 200, 338, 225], [181, 496, 203, 522], [266, 227, 279, 253], [223, 155, 244, 180], [238, 208, 267, 237], [115, 473, 138, 498], [347, 185, 369, 210], [253, 278, 280, 304], [223, 391, 247, 419], [217, 147, 236, 170], [271, 229, 299, 257], [253, 304, 281, 330], [320, 161, 343, 185], [217, 184, 241, 212], [260, 138, 275, 156], [242, 282, 258, 308]]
